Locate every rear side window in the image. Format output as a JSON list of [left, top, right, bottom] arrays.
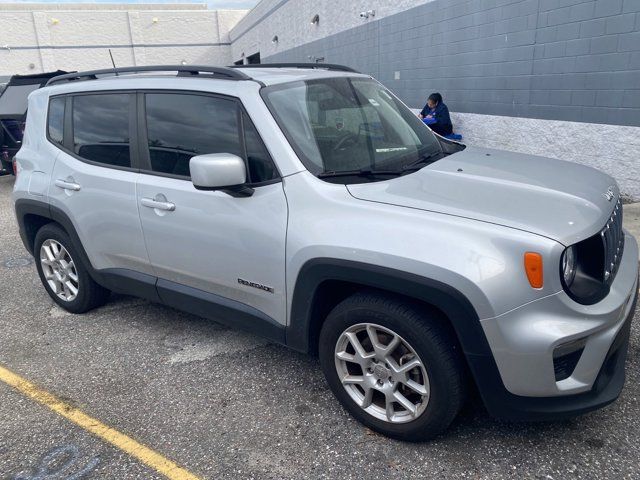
[[72, 94, 131, 168], [144, 93, 243, 177], [47, 97, 65, 146]]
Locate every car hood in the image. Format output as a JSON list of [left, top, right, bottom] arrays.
[[346, 146, 619, 246]]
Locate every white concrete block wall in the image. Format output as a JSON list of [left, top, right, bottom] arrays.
[[141, 45, 229, 66], [46, 47, 137, 73], [449, 112, 640, 202], [0, 5, 247, 75], [229, 0, 434, 62], [410, 108, 640, 201], [217, 10, 251, 43], [134, 11, 221, 45]]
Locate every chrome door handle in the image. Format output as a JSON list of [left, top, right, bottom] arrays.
[[141, 197, 176, 212], [54, 179, 81, 191]]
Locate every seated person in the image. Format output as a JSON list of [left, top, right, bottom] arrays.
[[419, 93, 453, 137]]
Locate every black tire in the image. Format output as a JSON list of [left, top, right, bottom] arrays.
[[319, 292, 466, 442], [34, 223, 110, 313], [1, 159, 11, 175]]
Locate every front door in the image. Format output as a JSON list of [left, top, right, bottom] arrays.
[[135, 91, 287, 323]]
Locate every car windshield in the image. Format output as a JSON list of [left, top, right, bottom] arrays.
[[262, 77, 443, 181]]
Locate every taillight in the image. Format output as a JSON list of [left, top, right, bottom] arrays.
[[12, 160, 17, 176]]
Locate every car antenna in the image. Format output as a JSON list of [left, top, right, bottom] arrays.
[[108, 49, 119, 76]]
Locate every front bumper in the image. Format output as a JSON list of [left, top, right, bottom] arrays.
[[471, 232, 638, 421]]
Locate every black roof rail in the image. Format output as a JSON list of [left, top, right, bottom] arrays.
[[230, 63, 360, 73], [46, 65, 251, 86]]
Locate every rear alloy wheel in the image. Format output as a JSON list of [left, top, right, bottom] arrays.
[[34, 224, 110, 313], [40, 239, 80, 302], [319, 292, 465, 441]]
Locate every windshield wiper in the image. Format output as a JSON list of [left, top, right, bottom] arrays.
[[318, 168, 401, 179], [317, 151, 446, 179], [401, 151, 444, 171]]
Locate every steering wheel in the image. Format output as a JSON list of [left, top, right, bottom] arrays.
[[333, 133, 359, 151]]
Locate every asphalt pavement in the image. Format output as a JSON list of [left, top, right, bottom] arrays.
[[0, 174, 639, 479]]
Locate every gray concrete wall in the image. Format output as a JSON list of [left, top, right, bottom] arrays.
[[262, 0, 640, 127], [229, 0, 435, 62], [232, 0, 640, 200]]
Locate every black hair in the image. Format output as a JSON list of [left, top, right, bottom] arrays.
[[428, 92, 443, 105]]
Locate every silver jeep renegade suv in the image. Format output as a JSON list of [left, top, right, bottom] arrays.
[[13, 64, 638, 441]]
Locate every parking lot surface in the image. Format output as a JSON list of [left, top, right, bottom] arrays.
[[1, 174, 639, 479]]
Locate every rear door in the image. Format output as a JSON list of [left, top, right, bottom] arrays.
[[135, 91, 288, 323], [48, 92, 152, 276]]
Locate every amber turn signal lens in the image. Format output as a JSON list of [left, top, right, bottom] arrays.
[[524, 252, 543, 289]]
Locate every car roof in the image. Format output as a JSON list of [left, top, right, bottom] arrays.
[[233, 67, 371, 85], [40, 65, 372, 96]]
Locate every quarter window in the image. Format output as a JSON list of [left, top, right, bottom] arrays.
[[47, 97, 65, 146], [242, 113, 278, 183], [72, 94, 131, 168]]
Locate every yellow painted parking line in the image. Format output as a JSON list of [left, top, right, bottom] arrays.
[[0, 364, 201, 480]]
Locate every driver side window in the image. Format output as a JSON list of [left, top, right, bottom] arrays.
[[143, 93, 278, 183], [145, 93, 242, 177]]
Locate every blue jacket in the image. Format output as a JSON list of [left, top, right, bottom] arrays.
[[420, 102, 452, 126]]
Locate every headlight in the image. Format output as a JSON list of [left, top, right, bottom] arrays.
[[561, 245, 577, 287]]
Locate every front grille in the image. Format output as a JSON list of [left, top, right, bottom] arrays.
[[601, 199, 624, 286]]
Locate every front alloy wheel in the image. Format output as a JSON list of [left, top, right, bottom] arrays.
[[335, 323, 430, 423], [319, 292, 465, 441]]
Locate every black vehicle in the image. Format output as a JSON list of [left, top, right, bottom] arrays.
[[0, 71, 68, 174], [1, 119, 23, 174]]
